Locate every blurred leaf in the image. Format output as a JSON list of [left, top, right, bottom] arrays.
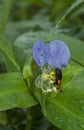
[[46, 70, 84, 130], [32, 7, 50, 22], [0, 72, 37, 110], [0, 112, 7, 125], [0, 0, 12, 35], [50, 0, 75, 21], [0, 35, 20, 72], [0, 127, 12, 130], [5, 22, 20, 42], [70, 5, 84, 19], [54, 0, 84, 29], [14, 20, 53, 32], [14, 31, 84, 65], [23, 0, 44, 6]]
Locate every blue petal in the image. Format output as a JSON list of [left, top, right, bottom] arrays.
[[46, 40, 70, 69], [32, 40, 46, 66], [32, 40, 70, 69]]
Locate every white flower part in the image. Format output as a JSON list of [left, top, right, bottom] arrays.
[[46, 88, 52, 93], [52, 87, 57, 92], [49, 80, 54, 84]]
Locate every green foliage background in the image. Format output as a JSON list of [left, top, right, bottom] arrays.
[[0, 0, 84, 130]]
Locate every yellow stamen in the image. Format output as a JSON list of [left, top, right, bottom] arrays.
[[42, 70, 56, 82], [49, 71, 54, 76], [49, 71, 55, 80], [42, 73, 49, 80]]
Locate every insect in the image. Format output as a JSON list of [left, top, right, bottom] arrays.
[[54, 68, 62, 88]]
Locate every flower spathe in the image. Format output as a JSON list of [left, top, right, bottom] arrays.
[[33, 40, 70, 69]]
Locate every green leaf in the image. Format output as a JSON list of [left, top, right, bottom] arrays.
[[0, 72, 37, 110], [62, 64, 82, 88], [33, 63, 84, 130], [13, 45, 28, 70], [54, 0, 84, 30], [14, 31, 84, 66], [0, 55, 7, 73], [0, 52, 18, 72], [0, 36, 20, 72], [46, 70, 84, 130]]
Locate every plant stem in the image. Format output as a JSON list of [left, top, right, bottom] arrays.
[[0, 0, 12, 35], [25, 108, 32, 130]]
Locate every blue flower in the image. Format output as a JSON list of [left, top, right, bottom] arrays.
[[33, 40, 70, 69]]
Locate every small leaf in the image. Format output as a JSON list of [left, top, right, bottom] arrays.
[[0, 72, 37, 110], [23, 57, 34, 79]]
